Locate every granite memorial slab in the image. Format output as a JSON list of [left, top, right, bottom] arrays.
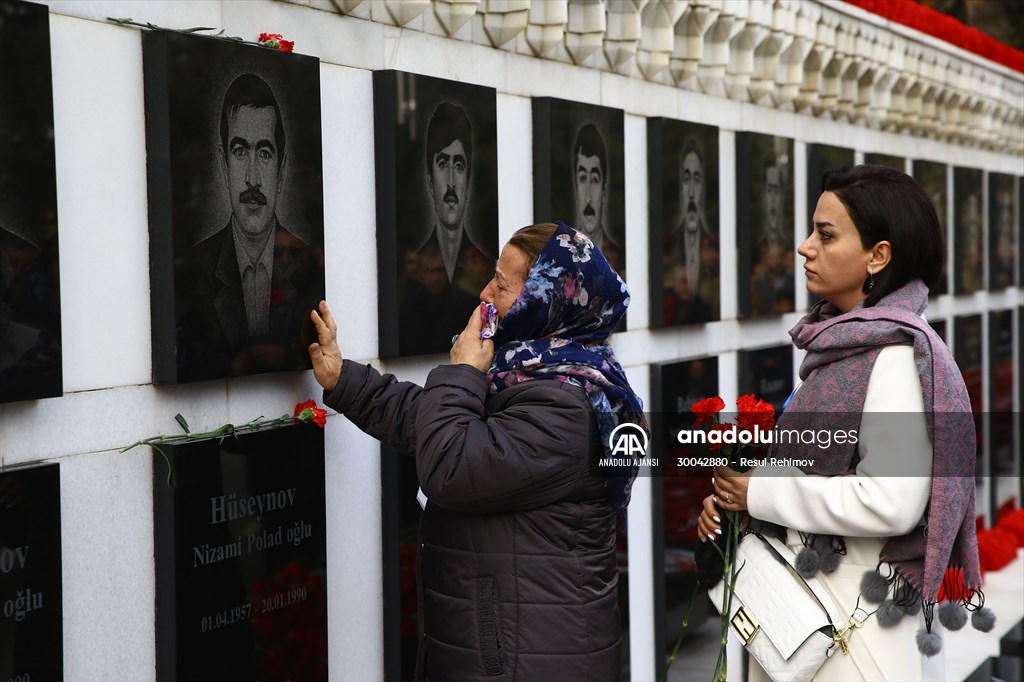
[[153, 425, 326, 680], [0, 463, 62, 681]]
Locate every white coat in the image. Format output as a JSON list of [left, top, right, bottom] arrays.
[[746, 344, 946, 681]]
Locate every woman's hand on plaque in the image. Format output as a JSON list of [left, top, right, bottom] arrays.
[[308, 300, 344, 391]]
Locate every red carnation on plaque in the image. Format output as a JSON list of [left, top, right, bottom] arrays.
[[121, 399, 329, 486], [295, 400, 327, 428], [258, 32, 295, 52]]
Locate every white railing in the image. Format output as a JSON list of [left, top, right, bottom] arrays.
[[287, 0, 1024, 154]]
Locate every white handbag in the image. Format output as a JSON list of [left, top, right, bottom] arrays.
[[707, 530, 846, 682]]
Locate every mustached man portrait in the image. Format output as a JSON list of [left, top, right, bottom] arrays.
[[157, 40, 325, 383]]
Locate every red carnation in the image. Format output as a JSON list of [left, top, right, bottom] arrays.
[[736, 394, 775, 432], [257, 32, 295, 52], [691, 396, 725, 426], [294, 400, 327, 428]]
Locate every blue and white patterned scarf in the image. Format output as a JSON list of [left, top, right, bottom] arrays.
[[488, 222, 647, 511]]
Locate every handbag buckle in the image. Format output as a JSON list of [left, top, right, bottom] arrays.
[[834, 608, 869, 655], [731, 607, 761, 644], [834, 627, 853, 654]]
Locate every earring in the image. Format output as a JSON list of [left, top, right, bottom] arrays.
[[866, 272, 876, 291]]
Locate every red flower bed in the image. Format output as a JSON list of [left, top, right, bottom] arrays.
[[996, 508, 1024, 546], [976, 526, 1019, 573], [843, 0, 1024, 73]]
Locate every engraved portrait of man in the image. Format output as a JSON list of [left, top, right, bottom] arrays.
[[571, 123, 624, 276], [179, 73, 322, 379], [418, 101, 490, 292], [398, 100, 491, 356], [663, 136, 719, 325], [674, 139, 708, 306], [741, 133, 793, 317], [146, 30, 325, 383]]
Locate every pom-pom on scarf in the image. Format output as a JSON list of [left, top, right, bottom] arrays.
[[487, 222, 647, 511]]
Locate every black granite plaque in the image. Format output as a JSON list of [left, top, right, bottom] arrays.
[[650, 357, 719, 682], [372, 71, 498, 358], [143, 31, 325, 384], [952, 314, 983, 478], [988, 309, 1015, 520], [988, 173, 1017, 291], [807, 144, 855, 226], [0, 463, 62, 681], [153, 425, 326, 681], [953, 168, 984, 294], [804, 145, 857, 310], [736, 132, 795, 318], [1019, 306, 1023, 506], [648, 118, 720, 327], [1019, 179, 1024, 287], [0, 0, 62, 404], [533, 97, 627, 333], [912, 160, 949, 296], [738, 344, 794, 414], [380, 444, 421, 682], [864, 152, 905, 171]]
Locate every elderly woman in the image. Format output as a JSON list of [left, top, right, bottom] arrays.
[[309, 222, 645, 681], [698, 165, 991, 681]]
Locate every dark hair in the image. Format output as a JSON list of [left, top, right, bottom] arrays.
[[425, 102, 473, 176], [220, 74, 286, 169], [508, 223, 558, 278], [679, 136, 704, 172], [573, 123, 606, 177], [821, 164, 944, 307]]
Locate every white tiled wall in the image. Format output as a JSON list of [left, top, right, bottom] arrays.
[[51, 16, 152, 393], [60, 449, 156, 681], [495, 93, 534, 242], [320, 63, 379, 363]]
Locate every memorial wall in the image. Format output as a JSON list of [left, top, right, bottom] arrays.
[[0, 0, 1021, 680]]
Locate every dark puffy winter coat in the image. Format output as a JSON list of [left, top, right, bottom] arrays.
[[324, 360, 622, 681]]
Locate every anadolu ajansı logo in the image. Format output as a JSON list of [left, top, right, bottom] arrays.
[[608, 423, 649, 457]]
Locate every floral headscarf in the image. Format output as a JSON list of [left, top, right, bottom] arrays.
[[488, 222, 647, 511]]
